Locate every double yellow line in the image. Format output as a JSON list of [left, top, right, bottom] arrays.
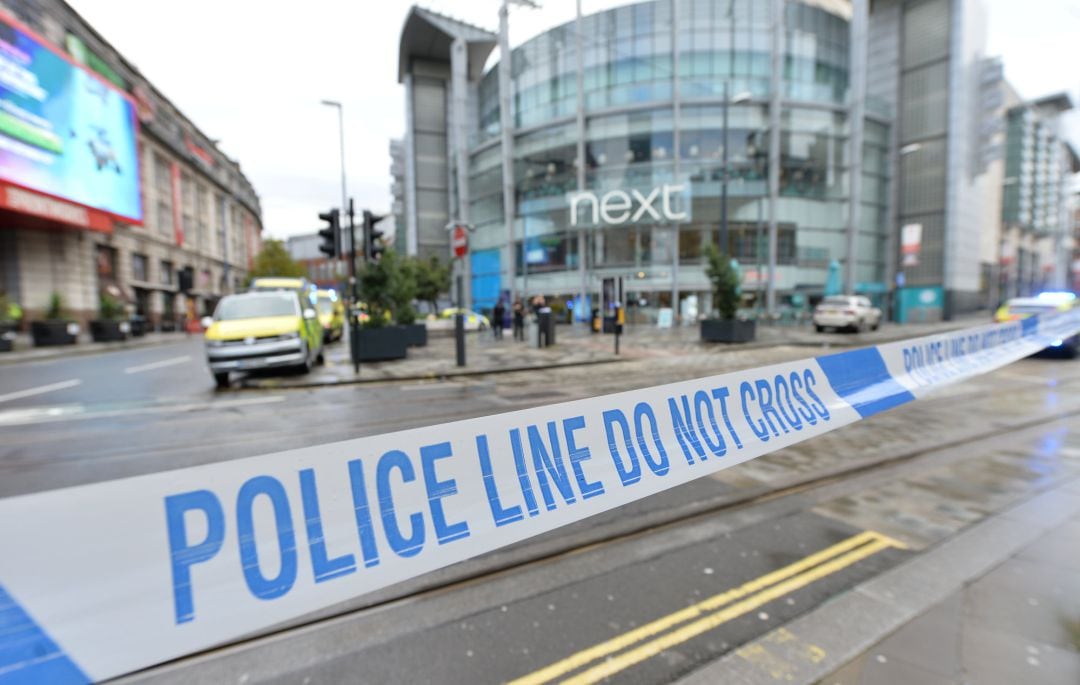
[[509, 530, 906, 685]]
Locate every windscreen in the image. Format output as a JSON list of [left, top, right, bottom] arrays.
[[214, 293, 297, 320]]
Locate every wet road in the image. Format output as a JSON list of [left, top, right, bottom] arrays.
[[3, 340, 1079, 683], [124, 367, 1080, 684]]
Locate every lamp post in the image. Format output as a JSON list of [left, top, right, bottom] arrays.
[[320, 100, 347, 222], [321, 99, 348, 276], [720, 89, 753, 256], [498, 0, 540, 309]]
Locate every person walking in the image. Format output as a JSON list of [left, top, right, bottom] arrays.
[[492, 299, 506, 340], [512, 299, 525, 341]]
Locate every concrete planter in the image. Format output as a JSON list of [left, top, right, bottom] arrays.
[[700, 319, 756, 343], [31, 321, 78, 347], [0, 322, 15, 352], [90, 320, 129, 342], [403, 323, 428, 348], [129, 316, 147, 337], [352, 326, 408, 362]]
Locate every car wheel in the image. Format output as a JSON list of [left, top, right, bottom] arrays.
[[213, 372, 230, 389], [316, 349, 325, 365], [814, 324, 824, 333], [872, 319, 880, 331]]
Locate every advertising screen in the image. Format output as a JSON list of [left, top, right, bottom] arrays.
[[0, 15, 141, 223]]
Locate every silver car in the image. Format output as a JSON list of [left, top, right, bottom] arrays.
[[813, 295, 882, 333]]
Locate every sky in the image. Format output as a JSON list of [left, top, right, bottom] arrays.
[[66, 0, 1080, 241]]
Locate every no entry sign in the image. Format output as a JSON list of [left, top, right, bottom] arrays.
[[452, 225, 468, 258]]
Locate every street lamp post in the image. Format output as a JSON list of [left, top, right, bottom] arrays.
[[321, 99, 348, 277], [720, 89, 752, 257], [499, 0, 540, 309], [320, 100, 347, 225]]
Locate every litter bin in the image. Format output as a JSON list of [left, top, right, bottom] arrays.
[[536, 309, 555, 347]]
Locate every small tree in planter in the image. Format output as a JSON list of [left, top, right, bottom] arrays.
[[701, 245, 755, 343], [354, 250, 409, 361], [31, 292, 79, 346], [393, 258, 427, 347], [90, 293, 129, 342]]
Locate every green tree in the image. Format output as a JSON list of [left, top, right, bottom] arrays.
[[358, 250, 416, 328], [703, 244, 740, 320], [248, 239, 307, 280], [412, 255, 450, 314], [390, 252, 418, 325]]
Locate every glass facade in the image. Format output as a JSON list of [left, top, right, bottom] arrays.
[[465, 0, 890, 319]]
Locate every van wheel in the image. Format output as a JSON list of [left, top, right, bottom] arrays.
[[316, 349, 325, 365], [214, 372, 230, 389], [814, 325, 824, 333]]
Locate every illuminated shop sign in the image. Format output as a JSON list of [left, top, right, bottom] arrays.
[[567, 184, 690, 227]]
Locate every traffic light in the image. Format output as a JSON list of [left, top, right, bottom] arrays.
[[318, 209, 340, 258], [363, 210, 387, 262]]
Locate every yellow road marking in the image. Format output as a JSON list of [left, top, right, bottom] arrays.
[[562, 538, 894, 685], [508, 531, 901, 685]]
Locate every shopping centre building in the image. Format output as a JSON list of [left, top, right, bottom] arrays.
[[396, 0, 1075, 323], [0, 0, 262, 330]]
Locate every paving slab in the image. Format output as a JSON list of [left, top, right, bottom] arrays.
[[675, 477, 1080, 685]]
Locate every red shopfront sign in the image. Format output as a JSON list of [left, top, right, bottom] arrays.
[[0, 181, 113, 232]]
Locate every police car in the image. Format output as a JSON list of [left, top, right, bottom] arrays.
[[994, 291, 1078, 358]]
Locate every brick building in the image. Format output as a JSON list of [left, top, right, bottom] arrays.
[[0, 0, 262, 331]]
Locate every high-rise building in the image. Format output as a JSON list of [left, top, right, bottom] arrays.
[[999, 92, 1078, 298], [393, 0, 1071, 323]]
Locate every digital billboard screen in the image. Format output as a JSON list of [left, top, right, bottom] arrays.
[[0, 15, 141, 223]]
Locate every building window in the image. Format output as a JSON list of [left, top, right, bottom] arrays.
[[132, 253, 148, 282], [216, 195, 228, 259], [160, 260, 174, 287], [195, 183, 208, 252], [181, 174, 195, 248], [154, 154, 173, 237]]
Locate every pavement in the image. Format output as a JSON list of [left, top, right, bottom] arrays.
[[0, 314, 990, 386], [0, 330, 190, 365], [681, 475, 1080, 685], [239, 313, 991, 388], [825, 505, 1080, 685]]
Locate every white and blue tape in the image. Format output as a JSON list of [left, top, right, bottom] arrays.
[[1, 311, 1077, 683]]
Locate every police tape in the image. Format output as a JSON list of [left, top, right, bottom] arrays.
[[1, 311, 1078, 683]]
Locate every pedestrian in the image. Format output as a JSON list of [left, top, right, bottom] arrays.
[[492, 299, 506, 340], [512, 299, 525, 341], [184, 299, 200, 336]]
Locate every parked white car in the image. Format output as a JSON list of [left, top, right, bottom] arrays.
[[813, 295, 882, 333]]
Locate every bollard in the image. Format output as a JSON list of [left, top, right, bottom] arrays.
[[455, 312, 466, 367]]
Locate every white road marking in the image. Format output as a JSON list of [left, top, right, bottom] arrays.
[[123, 355, 192, 374], [0, 395, 287, 427], [0, 379, 82, 404]]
